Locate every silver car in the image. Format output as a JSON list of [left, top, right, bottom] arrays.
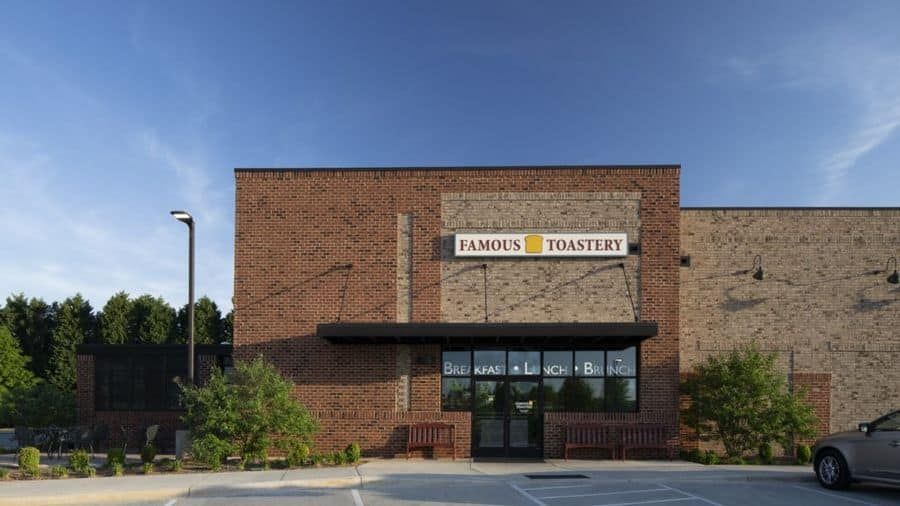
[[813, 409, 900, 489]]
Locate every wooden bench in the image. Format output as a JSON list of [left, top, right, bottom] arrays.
[[564, 424, 618, 460], [407, 423, 455, 460], [619, 424, 673, 460]]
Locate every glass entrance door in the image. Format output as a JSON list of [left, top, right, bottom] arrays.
[[472, 379, 542, 458]]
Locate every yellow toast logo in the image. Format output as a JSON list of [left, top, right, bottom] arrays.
[[524, 234, 543, 254]]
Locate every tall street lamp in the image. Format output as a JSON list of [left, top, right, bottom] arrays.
[[170, 210, 195, 383]]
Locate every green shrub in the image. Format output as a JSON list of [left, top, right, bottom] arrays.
[[190, 433, 232, 471], [140, 444, 157, 464], [179, 357, 318, 467], [758, 442, 773, 464], [106, 448, 126, 468], [724, 456, 745, 465], [331, 450, 345, 465], [172, 458, 183, 472], [344, 442, 361, 464], [17, 446, 40, 477], [310, 453, 325, 466], [681, 345, 818, 459], [796, 444, 812, 465], [1, 381, 76, 427], [681, 448, 703, 463], [85, 467, 96, 478], [0, 468, 9, 480], [142, 462, 153, 474], [110, 462, 124, 476], [284, 442, 309, 468], [50, 465, 68, 479], [68, 449, 92, 474], [700, 450, 719, 465]]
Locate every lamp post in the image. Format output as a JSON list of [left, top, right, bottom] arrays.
[[170, 210, 195, 383]]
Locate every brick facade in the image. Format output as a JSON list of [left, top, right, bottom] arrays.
[[234, 166, 682, 458], [679, 208, 900, 453]]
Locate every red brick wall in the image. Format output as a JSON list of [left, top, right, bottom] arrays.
[[234, 167, 681, 458], [791, 373, 831, 443]]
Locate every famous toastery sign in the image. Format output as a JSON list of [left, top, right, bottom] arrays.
[[454, 233, 628, 257]]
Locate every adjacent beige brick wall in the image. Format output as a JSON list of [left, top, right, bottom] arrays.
[[441, 192, 642, 323], [680, 208, 900, 433]]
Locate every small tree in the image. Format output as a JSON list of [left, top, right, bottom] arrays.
[[681, 345, 817, 459], [179, 357, 317, 468]]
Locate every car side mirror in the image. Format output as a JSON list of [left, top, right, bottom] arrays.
[[858, 422, 870, 434]]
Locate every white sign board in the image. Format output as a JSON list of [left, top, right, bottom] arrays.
[[454, 233, 628, 257]]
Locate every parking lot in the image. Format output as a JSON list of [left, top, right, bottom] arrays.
[[122, 467, 900, 506]]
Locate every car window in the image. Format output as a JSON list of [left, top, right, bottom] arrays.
[[871, 411, 900, 432]]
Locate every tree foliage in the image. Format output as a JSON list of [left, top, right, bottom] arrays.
[[222, 310, 233, 344], [174, 296, 224, 345], [98, 292, 133, 344], [681, 345, 817, 458], [1, 294, 56, 376], [179, 357, 317, 468], [0, 325, 36, 399], [47, 294, 94, 391], [130, 295, 176, 344]]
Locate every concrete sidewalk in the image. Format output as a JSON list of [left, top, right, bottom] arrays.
[[0, 459, 813, 506]]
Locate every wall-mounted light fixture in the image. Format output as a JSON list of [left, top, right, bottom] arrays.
[[749, 254, 764, 281], [886, 257, 899, 284]]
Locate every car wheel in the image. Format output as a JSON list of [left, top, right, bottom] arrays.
[[815, 449, 851, 490]]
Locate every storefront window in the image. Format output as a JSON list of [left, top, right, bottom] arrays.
[[474, 350, 506, 375], [442, 350, 471, 376], [440, 347, 639, 413], [508, 351, 540, 376], [607, 348, 636, 376], [441, 377, 472, 410], [575, 350, 605, 377], [543, 351, 572, 376]]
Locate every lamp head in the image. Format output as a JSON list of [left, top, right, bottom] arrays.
[[751, 254, 764, 281], [170, 210, 193, 225], [887, 257, 899, 285]]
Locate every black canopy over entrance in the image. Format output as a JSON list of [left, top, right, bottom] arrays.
[[316, 322, 657, 347]]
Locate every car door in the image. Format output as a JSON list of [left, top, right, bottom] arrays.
[[859, 411, 900, 479]]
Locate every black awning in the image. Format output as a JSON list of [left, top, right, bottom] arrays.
[[316, 322, 657, 347]]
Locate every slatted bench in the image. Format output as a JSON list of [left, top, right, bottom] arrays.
[[619, 424, 673, 460], [564, 424, 618, 460], [407, 423, 455, 460]]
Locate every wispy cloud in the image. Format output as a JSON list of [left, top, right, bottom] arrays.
[[726, 36, 900, 204]]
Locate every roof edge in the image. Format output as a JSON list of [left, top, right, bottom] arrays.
[[235, 164, 681, 173]]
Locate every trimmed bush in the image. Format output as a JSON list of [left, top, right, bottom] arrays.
[[344, 442, 361, 464], [284, 442, 309, 468], [140, 444, 157, 464], [85, 466, 96, 478], [0, 468, 9, 480], [331, 450, 346, 465], [142, 462, 153, 474], [796, 444, 812, 465], [17, 446, 40, 478], [110, 462, 124, 476], [68, 449, 92, 474], [758, 443, 773, 464], [700, 450, 719, 465], [171, 458, 183, 472], [50, 465, 68, 479], [106, 448, 126, 468]]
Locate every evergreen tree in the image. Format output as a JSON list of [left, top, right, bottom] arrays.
[[222, 310, 233, 344], [47, 294, 95, 391], [98, 292, 133, 344], [1, 294, 56, 376], [174, 296, 224, 344], [130, 295, 176, 344], [0, 325, 36, 398]]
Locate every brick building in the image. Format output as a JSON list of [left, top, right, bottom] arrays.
[[76, 165, 899, 459]]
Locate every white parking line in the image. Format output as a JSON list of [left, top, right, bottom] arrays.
[[658, 483, 723, 506], [789, 485, 879, 505], [542, 488, 669, 500], [163, 500, 177, 506], [351, 488, 365, 506], [523, 483, 596, 491], [590, 498, 693, 506], [510, 482, 548, 506]]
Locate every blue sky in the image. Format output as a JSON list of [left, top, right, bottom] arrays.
[[1, 1, 899, 311]]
